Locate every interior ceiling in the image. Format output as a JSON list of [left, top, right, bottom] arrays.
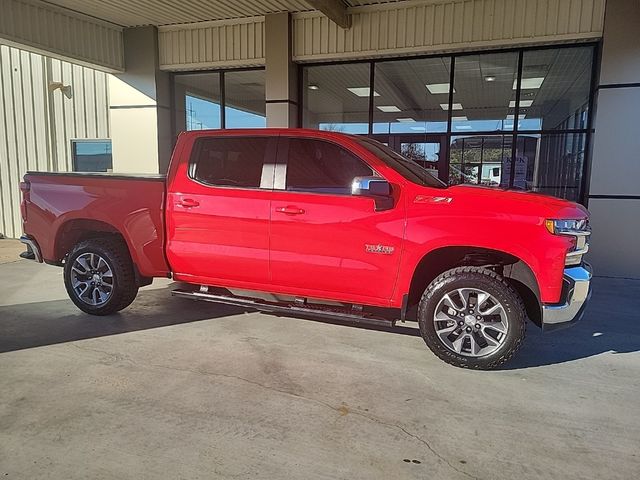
[[39, 0, 401, 27], [305, 47, 593, 129]]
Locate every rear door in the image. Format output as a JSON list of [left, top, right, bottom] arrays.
[[269, 136, 404, 305], [166, 134, 277, 287]]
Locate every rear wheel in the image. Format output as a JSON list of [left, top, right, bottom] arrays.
[[418, 266, 526, 369], [63, 238, 138, 315]]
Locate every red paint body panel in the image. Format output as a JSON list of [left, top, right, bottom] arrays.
[[21, 128, 589, 308], [22, 173, 169, 277]]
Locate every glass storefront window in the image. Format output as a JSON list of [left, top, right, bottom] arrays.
[[302, 63, 371, 134], [449, 135, 512, 186], [517, 47, 593, 131], [171, 44, 596, 202], [517, 133, 586, 201], [451, 52, 519, 133], [174, 70, 266, 133], [400, 141, 440, 173], [372, 58, 451, 135], [174, 73, 222, 131], [224, 70, 266, 128]]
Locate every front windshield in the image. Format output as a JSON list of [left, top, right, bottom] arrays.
[[353, 137, 447, 189]]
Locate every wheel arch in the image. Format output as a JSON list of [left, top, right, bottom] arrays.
[[54, 219, 151, 287], [406, 246, 542, 328]]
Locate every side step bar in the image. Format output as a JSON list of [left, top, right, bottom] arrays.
[[171, 288, 396, 328]]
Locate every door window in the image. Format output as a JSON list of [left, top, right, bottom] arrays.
[[190, 137, 270, 188], [285, 138, 374, 195]]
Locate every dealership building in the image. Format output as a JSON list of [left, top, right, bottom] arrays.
[[0, 0, 638, 277]]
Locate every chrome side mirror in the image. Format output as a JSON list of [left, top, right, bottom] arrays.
[[352, 176, 393, 211]]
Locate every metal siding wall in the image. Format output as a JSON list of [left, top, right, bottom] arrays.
[[158, 17, 266, 70], [292, 0, 606, 62], [0, 0, 124, 72], [0, 45, 110, 239]]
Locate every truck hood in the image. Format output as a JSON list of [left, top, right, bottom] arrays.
[[439, 184, 589, 219]]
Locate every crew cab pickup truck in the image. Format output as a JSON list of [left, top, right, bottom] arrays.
[[19, 129, 592, 369]]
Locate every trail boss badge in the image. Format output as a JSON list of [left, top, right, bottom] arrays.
[[365, 244, 395, 255]]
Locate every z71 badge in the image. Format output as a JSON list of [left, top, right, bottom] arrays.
[[365, 244, 395, 255]]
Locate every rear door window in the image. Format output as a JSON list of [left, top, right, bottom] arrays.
[[285, 138, 374, 195], [190, 137, 271, 188]]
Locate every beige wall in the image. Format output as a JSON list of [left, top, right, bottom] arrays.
[[109, 27, 172, 174]]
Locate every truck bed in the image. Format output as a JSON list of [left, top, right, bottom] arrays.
[[22, 171, 170, 277]]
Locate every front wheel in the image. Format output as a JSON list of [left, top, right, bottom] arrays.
[[63, 237, 138, 315], [418, 266, 526, 369]]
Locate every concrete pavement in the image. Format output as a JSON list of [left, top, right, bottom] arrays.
[[0, 253, 639, 479]]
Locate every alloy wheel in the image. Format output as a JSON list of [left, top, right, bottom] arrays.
[[433, 288, 508, 357], [70, 252, 114, 306]]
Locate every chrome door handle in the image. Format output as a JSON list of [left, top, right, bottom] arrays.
[[275, 206, 305, 215]]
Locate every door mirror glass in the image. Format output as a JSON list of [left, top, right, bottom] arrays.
[[352, 176, 391, 197]]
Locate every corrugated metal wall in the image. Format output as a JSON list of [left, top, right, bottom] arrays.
[[158, 17, 266, 71], [292, 0, 606, 61], [156, 0, 606, 70], [0, 44, 110, 239], [1, 0, 124, 72]]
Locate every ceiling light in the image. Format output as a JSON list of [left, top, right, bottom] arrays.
[[396, 117, 415, 122], [426, 83, 454, 94], [455, 125, 473, 130], [484, 76, 496, 82], [440, 103, 463, 110], [451, 116, 468, 122], [513, 77, 545, 89], [410, 126, 426, 131], [308, 84, 319, 90], [377, 105, 401, 112], [506, 114, 526, 120], [347, 87, 380, 97], [509, 100, 533, 108]]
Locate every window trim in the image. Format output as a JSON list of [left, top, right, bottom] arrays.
[[187, 135, 278, 191], [277, 135, 382, 197]]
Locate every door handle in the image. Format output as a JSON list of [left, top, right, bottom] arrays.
[[178, 198, 200, 208], [275, 205, 305, 215]]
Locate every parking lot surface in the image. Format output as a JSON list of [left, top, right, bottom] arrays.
[[1, 247, 639, 479]]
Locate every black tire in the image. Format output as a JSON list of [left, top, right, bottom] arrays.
[[63, 237, 139, 315], [417, 266, 526, 370]]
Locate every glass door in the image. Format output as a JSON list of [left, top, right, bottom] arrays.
[[372, 134, 448, 182]]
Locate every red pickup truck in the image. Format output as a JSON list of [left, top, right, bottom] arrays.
[[19, 129, 592, 369]]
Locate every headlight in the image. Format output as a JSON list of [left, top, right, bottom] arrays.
[[544, 218, 589, 235], [545, 218, 590, 266]]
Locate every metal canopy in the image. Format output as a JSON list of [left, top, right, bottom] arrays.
[[38, 0, 396, 27]]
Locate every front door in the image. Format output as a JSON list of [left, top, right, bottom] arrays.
[[269, 136, 404, 305], [166, 134, 277, 287]]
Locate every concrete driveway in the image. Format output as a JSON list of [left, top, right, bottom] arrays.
[[1, 243, 639, 479]]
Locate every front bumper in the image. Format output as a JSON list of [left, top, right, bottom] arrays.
[[20, 235, 42, 263], [542, 263, 592, 331]]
